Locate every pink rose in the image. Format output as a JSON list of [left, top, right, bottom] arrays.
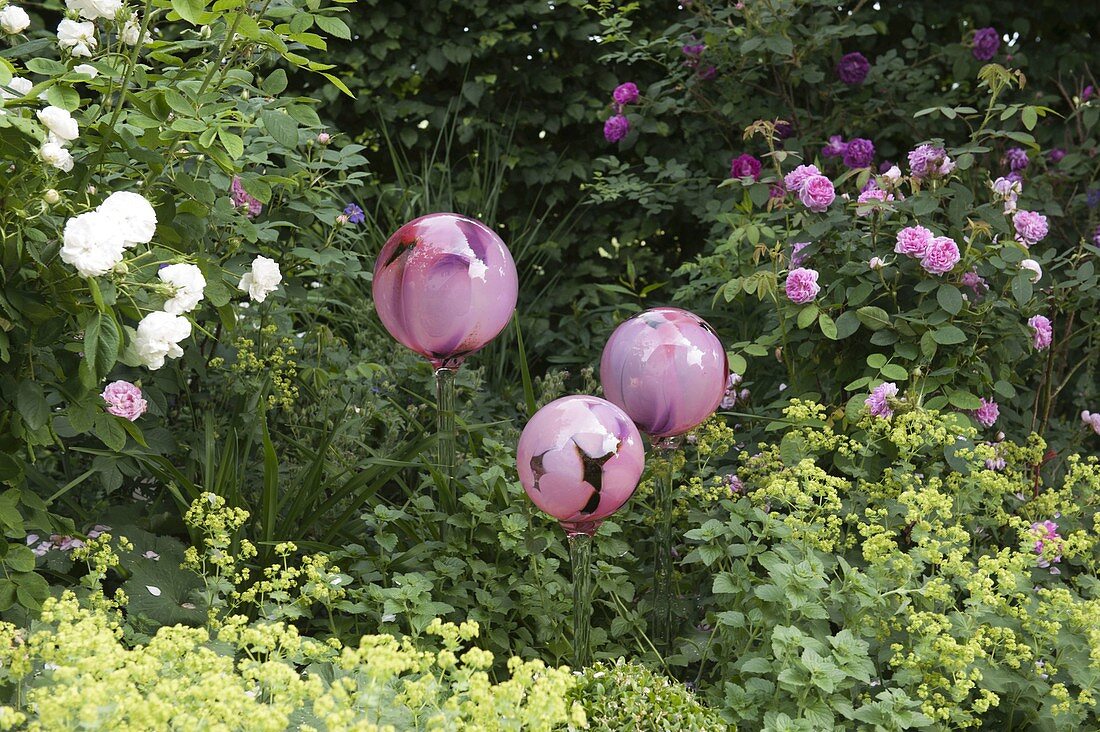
[[1013, 210, 1048, 248], [783, 164, 821, 192], [865, 382, 899, 418], [894, 225, 933, 258], [1028, 314, 1052, 350], [785, 267, 821, 304], [972, 397, 999, 428], [729, 153, 762, 181], [798, 175, 835, 212], [101, 380, 148, 422], [856, 187, 893, 216], [920, 236, 960, 275], [1082, 410, 1100, 435]]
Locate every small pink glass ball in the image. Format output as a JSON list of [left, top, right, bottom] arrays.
[[600, 307, 728, 438], [517, 395, 645, 536], [372, 213, 519, 369]]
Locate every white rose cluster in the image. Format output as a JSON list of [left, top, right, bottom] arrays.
[[0, 4, 30, 34], [60, 190, 156, 277], [238, 255, 282, 302], [57, 18, 96, 57], [36, 105, 80, 172], [65, 0, 121, 21]]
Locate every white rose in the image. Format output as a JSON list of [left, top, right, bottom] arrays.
[[238, 255, 282, 302], [0, 5, 30, 34], [97, 190, 157, 247], [882, 165, 902, 183], [120, 16, 141, 46], [158, 263, 206, 314], [60, 211, 126, 277], [73, 64, 98, 78], [134, 311, 191, 370], [1020, 259, 1043, 284], [39, 138, 74, 172], [65, 0, 121, 21], [1, 76, 33, 100], [868, 256, 886, 270], [36, 106, 79, 142], [57, 19, 97, 57]]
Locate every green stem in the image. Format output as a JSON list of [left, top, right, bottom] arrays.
[[568, 531, 594, 669], [434, 367, 457, 513], [652, 435, 682, 654]]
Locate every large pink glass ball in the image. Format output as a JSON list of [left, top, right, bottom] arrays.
[[517, 395, 645, 536], [600, 307, 728, 438], [372, 213, 519, 369]]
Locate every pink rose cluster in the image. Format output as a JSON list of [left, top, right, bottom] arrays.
[[1012, 210, 1048, 248], [102, 380, 148, 421], [784, 164, 835, 212], [784, 267, 820, 304], [603, 81, 641, 143], [1028, 314, 1052, 351], [893, 226, 959, 275], [865, 381, 899, 418], [1081, 410, 1100, 435], [907, 144, 955, 180]]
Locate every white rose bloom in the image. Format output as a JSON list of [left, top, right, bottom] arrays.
[[60, 211, 126, 277], [134, 311, 191, 370], [0, 5, 30, 34], [158, 263, 206, 314], [120, 16, 141, 45], [1, 76, 33, 99], [238, 256, 282, 302], [65, 0, 121, 21], [74, 64, 98, 78], [98, 190, 157, 247], [57, 19, 97, 57], [1020, 259, 1043, 284], [882, 165, 902, 183], [36, 106, 80, 142], [40, 138, 75, 172]]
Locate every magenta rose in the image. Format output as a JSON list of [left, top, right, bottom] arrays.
[[836, 52, 870, 84], [798, 175, 835, 212], [729, 153, 762, 181], [101, 380, 148, 422], [785, 267, 821, 304], [972, 397, 999, 428], [603, 114, 629, 143], [1013, 210, 1048, 247], [972, 27, 1000, 61], [920, 236, 961, 275], [1028, 314, 1053, 350], [612, 82, 639, 106], [893, 225, 933, 258]]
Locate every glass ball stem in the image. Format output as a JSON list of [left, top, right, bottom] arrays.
[[434, 367, 457, 514], [652, 434, 683, 655], [568, 531, 594, 668]]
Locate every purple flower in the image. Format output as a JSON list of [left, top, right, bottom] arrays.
[[1084, 85, 1095, 101], [769, 182, 787, 199], [856, 188, 892, 215], [1081, 410, 1100, 435], [603, 114, 629, 143], [822, 135, 847, 158], [230, 177, 263, 218], [1088, 188, 1100, 208], [1013, 210, 1048, 247], [973, 398, 1000, 428], [907, 144, 954, 180], [343, 203, 365, 224], [962, 269, 987, 296], [836, 52, 870, 85], [894, 225, 934, 258], [1005, 170, 1023, 184], [721, 373, 743, 409], [682, 43, 705, 59], [1094, 225, 1100, 248], [865, 382, 899, 418], [1048, 148, 1066, 164], [729, 153, 762, 181], [985, 456, 1006, 471], [799, 175, 836, 212], [920, 236, 961, 275], [1030, 520, 1063, 570], [1003, 147, 1029, 172], [789, 241, 810, 268], [774, 121, 794, 140], [843, 138, 875, 169], [972, 27, 1001, 61], [612, 82, 639, 106], [697, 65, 717, 81], [725, 473, 745, 495], [784, 267, 820, 304], [1028, 314, 1053, 350], [101, 381, 148, 422], [784, 164, 821, 192]]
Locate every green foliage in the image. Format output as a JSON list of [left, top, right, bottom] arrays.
[[570, 658, 731, 731]]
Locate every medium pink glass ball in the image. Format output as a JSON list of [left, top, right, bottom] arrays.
[[517, 395, 645, 536], [600, 307, 728, 438], [372, 213, 519, 369]]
